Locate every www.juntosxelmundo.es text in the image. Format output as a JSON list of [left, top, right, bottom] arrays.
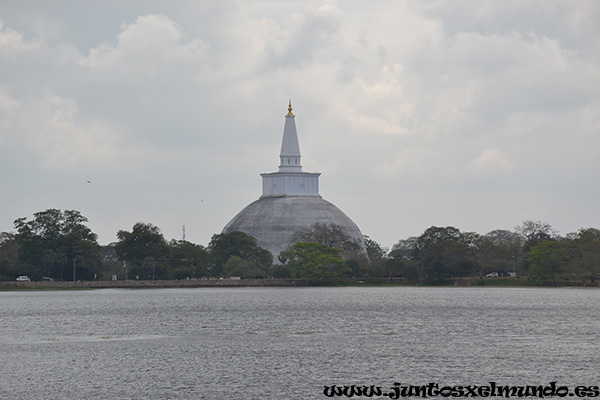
[[323, 382, 599, 398]]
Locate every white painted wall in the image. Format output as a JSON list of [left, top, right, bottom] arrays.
[[261, 172, 321, 197]]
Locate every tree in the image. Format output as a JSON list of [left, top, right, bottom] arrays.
[[0, 232, 20, 280], [381, 236, 420, 280], [115, 222, 170, 280], [389, 237, 418, 261], [292, 223, 361, 252], [515, 221, 560, 273], [169, 240, 210, 279], [364, 235, 386, 262], [470, 234, 496, 278], [516, 220, 559, 251], [71, 240, 102, 280], [207, 231, 272, 277], [445, 232, 477, 277], [362, 235, 386, 277], [414, 226, 471, 283], [379, 257, 403, 279], [483, 230, 524, 274], [515, 220, 559, 241], [279, 241, 349, 279], [526, 240, 568, 284], [376, 237, 418, 279], [222, 255, 267, 279], [13, 209, 101, 280], [568, 228, 600, 283], [100, 243, 125, 280], [291, 223, 366, 274]]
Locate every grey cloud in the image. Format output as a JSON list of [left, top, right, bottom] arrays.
[[1, 0, 599, 248]]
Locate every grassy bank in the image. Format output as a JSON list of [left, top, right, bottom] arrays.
[[0, 278, 303, 291], [2, 276, 597, 291]]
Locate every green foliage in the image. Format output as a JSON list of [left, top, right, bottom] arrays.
[[71, 240, 103, 280], [115, 222, 170, 280], [5, 208, 600, 286], [291, 223, 367, 275], [443, 238, 475, 277], [207, 231, 272, 277], [13, 209, 101, 281], [99, 244, 123, 280], [382, 237, 421, 280], [292, 223, 361, 252], [379, 257, 402, 278], [364, 235, 386, 261], [526, 240, 567, 284], [415, 226, 462, 252], [401, 261, 421, 282], [363, 235, 387, 277], [476, 230, 524, 276], [222, 255, 267, 278], [414, 226, 474, 283], [0, 232, 20, 280], [270, 264, 292, 278], [516, 220, 559, 244], [169, 239, 210, 278], [389, 237, 418, 261], [222, 255, 253, 277], [567, 228, 600, 282], [516, 220, 559, 271], [280, 241, 349, 279]]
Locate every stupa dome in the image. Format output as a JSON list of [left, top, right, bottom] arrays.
[[222, 102, 366, 260]]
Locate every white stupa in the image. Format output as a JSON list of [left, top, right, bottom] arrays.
[[222, 102, 366, 260]]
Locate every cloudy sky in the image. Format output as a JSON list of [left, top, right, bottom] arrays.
[[1, 1, 599, 249]]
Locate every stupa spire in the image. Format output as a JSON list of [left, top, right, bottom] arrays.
[[279, 100, 302, 172]]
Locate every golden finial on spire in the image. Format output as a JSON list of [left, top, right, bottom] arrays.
[[287, 100, 294, 116]]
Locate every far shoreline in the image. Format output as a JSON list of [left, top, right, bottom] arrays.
[[1, 277, 597, 291]]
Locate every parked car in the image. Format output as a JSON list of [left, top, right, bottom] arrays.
[[16, 276, 30, 282], [41, 277, 54, 282], [486, 272, 499, 278]]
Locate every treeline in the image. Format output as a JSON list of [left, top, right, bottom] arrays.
[[370, 222, 599, 285], [0, 209, 273, 282], [1, 209, 599, 285]]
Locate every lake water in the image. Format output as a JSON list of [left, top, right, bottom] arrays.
[[0, 287, 598, 399]]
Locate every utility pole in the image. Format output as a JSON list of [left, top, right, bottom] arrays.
[[183, 225, 186, 241]]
